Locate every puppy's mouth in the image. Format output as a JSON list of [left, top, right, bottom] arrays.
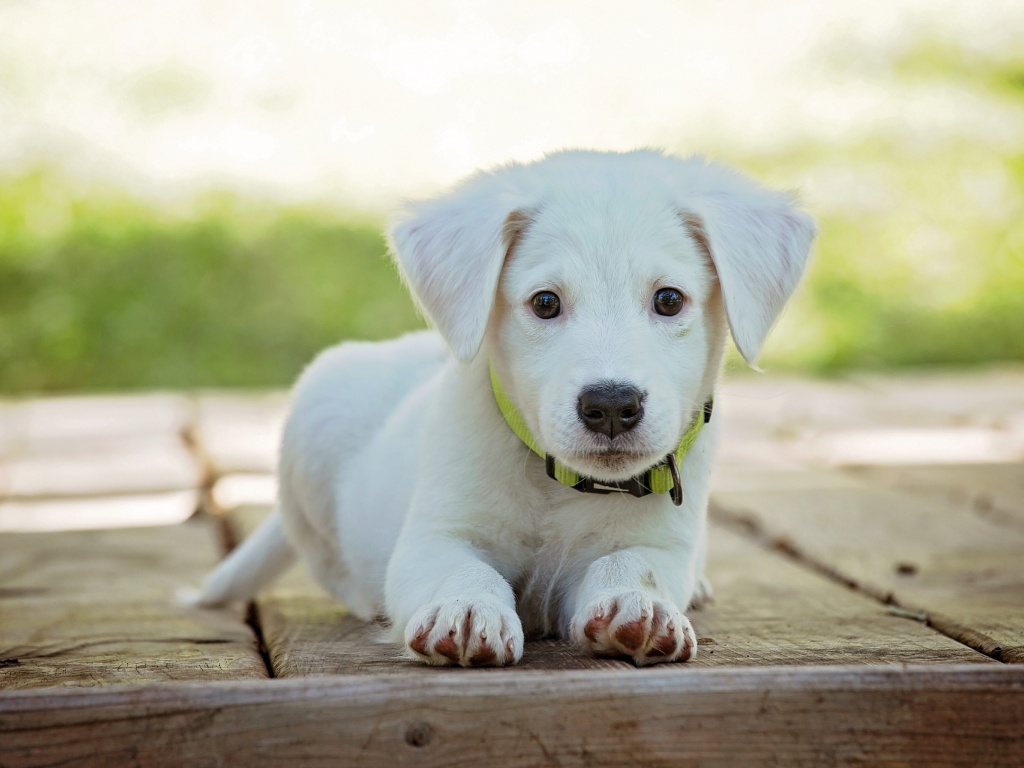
[[560, 446, 663, 482]]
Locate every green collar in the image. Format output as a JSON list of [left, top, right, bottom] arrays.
[[490, 367, 712, 506]]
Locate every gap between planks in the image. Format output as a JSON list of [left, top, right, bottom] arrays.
[[179, 404, 279, 681], [0, 518, 271, 689], [214, 509, 278, 680], [708, 484, 1018, 664]]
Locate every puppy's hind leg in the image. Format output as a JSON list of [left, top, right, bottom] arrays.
[[689, 575, 715, 610], [192, 509, 296, 607]]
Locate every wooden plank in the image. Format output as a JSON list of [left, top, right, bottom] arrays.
[[229, 506, 632, 675], [690, 518, 990, 667], [0, 435, 200, 500], [227, 503, 987, 677], [211, 472, 278, 510], [716, 374, 879, 434], [711, 375, 876, 471], [193, 392, 287, 475], [0, 518, 268, 688], [0, 393, 194, 455], [798, 426, 1021, 466], [259, 595, 621, 676], [711, 466, 863, 493], [1, 666, 1022, 767], [711, 471, 1024, 662], [0, 490, 199, 532], [715, 369, 1024, 470], [850, 367, 1024, 427], [844, 463, 1024, 531], [724, 367, 1024, 433]]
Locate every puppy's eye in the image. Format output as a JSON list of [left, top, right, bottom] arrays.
[[653, 288, 685, 316], [530, 291, 561, 319]]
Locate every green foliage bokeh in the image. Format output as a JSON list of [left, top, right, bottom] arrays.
[[0, 176, 422, 392]]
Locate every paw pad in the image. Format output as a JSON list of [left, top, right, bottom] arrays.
[[404, 598, 524, 667], [572, 592, 695, 665]]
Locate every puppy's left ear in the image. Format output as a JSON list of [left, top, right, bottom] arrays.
[[388, 171, 531, 362], [679, 161, 816, 366]]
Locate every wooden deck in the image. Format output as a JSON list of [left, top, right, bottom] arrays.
[[1, 370, 1023, 766]]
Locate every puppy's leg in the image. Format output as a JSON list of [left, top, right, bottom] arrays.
[[194, 510, 296, 606], [690, 575, 715, 610], [387, 535, 524, 667], [689, 522, 714, 610], [566, 548, 697, 666]]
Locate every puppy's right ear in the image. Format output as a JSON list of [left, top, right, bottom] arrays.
[[388, 172, 531, 362]]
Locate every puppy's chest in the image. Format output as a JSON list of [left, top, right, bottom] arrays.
[[508, 499, 640, 634], [511, 539, 579, 637]]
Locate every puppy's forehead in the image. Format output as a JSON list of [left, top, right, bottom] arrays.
[[510, 182, 699, 287]]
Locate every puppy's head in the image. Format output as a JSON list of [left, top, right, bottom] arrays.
[[389, 150, 815, 482]]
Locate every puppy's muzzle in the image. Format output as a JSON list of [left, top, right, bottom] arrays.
[[577, 383, 645, 439]]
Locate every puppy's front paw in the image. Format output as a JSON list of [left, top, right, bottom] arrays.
[[571, 591, 696, 665], [405, 596, 524, 667]]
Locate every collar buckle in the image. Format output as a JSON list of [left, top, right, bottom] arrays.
[[546, 454, 654, 498], [546, 453, 682, 505], [575, 472, 653, 499]]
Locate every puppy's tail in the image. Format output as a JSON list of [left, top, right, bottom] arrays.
[[193, 510, 296, 607]]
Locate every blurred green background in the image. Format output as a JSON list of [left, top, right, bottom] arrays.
[[0, 185, 420, 391], [1, 25, 1022, 393]]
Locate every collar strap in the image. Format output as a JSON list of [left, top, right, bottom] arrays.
[[490, 367, 712, 506]]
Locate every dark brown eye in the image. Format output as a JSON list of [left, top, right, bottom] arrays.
[[653, 287, 685, 316], [530, 291, 561, 319]]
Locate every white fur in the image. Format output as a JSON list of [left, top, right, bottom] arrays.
[[196, 149, 815, 666]]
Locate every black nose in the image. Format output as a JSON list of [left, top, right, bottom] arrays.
[[577, 383, 645, 439]]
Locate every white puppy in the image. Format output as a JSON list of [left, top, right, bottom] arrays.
[[197, 149, 815, 666]]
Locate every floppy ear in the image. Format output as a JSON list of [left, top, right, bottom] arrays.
[[388, 171, 532, 362], [678, 162, 816, 366]]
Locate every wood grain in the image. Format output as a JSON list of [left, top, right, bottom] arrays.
[[227, 503, 987, 678], [1, 665, 1021, 767], [0, 518, 268, 688], [690, 519, 991, 667], [712, 470, 1024, 662]]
